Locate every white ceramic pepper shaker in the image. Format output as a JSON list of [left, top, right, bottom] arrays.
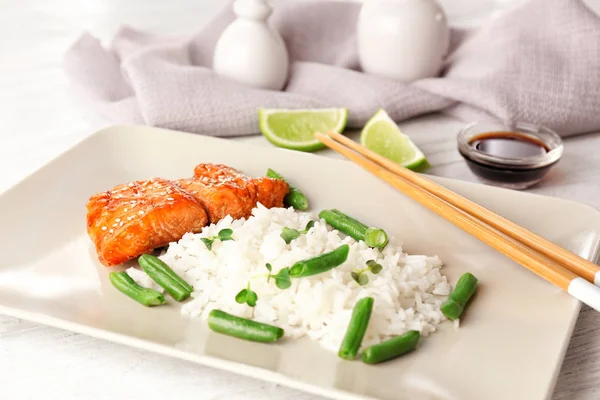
[[213, 0, 289, 91], [357, 0, 450, 83]]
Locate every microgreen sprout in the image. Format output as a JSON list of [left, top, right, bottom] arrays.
[[280, 220, 315, 244], [351, 259, 383, 286], [265, 263, 291, 289], [366, 259, 383, 274], [235, 281, 258, 307], [201, 228, 234, 250]]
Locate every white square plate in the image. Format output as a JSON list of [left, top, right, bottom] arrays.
[[1, 125, 599, 400]]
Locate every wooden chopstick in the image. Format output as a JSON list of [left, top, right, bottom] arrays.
[[314, 131, 600, 312], [325, 130, 600, 287]]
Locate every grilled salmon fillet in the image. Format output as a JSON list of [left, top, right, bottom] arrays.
[[87, 178, 208, 266], [87, 164, 289, 266], [192, 164, 289, 209], [192, 163, 241, 184], [253, 177, 290, 209], [176, 178, 258, 223], [176, 163, 289, 223]]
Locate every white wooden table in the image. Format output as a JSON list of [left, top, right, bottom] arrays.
[[1, 1, 599, 399]]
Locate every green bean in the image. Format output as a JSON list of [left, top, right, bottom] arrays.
[[363, 228, 389, 248], [267, 168, 309, 210], [441, 272, 478, 320], [109, 271, 166, 307], [289, 244, 350, 277], [207, 309, 285, 343], [140, 254, 194, 292], [331, 209, 388, 248], [362, 330, 420, 364], [338, 297, 374, 360], [330, 209, 366, 229], [138, 254, 192, 302], [319, 209, 388, 248], [319, 210, 366, 240]]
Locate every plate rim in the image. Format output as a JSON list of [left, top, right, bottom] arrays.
[[2, 123, 600, 218], [2, 124, 599, 400], [3, 123, 600, 217]]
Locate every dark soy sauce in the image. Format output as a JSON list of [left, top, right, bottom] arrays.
[[469, 132, 549, 158], [460, 131, 556, 189]]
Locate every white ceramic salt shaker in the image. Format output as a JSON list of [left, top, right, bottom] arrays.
[[357, 0, 450, 83], [213, 0, 289, 91]]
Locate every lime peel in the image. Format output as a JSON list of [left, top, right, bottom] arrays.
[[259, 108, 348, 152], [360, 109, 429, 172]]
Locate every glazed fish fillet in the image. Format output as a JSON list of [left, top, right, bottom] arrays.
[[175, 178, 257, 223], [87, 178, 208, 266], [176, 164, 289, 223], [87, 164, 289, 267], [194, 163, 289, 209]]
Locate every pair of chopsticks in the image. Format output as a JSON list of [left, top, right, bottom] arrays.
[[315, 131, 600, 312]]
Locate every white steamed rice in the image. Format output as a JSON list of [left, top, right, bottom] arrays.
[[128, 204, 452, 352]]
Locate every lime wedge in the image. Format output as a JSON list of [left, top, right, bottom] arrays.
[[259, 108, 348, 152], [360, 109, 430, 172]]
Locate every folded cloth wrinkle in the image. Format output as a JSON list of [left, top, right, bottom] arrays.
[[64, 0, 600, 137]]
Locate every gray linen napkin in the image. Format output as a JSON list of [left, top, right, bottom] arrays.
[[64, 0, 600, 137]]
